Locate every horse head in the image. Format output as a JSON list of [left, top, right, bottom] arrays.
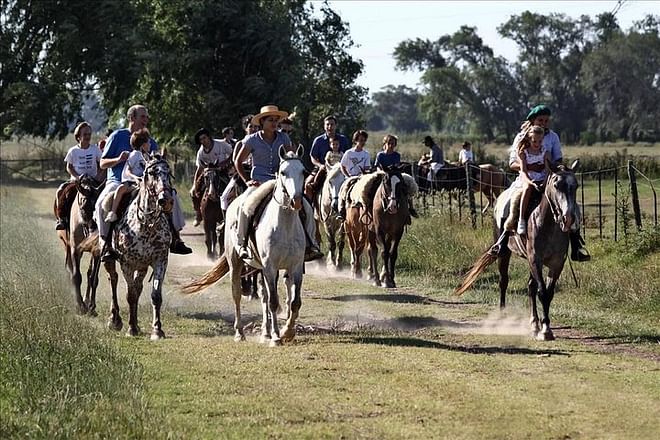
[[203, 166, 223, 201], [142, 156, 174, 215], [276, 145, 306, 211], [545, 160, 579, 233], [75, 175, 103, 223], [324, 163, 345, 214], [380, 165, 408, 215]]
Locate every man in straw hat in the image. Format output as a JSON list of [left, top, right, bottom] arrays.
[[233, 105, 323, 262]]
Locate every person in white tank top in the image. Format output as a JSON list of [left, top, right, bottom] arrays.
[[514, 125, 550, 235]]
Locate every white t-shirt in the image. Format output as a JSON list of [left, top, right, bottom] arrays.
[[196, 139, 233, 167], [340, 148, 371, 177], [459, 149, 474, 164], [121, 150, 149, 183], [64, 144, 102, 177]]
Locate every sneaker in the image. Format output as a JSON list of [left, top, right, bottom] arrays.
[[193, 218, 201, 227], [170, 240, 193, 255], [101, 247, 121, 262], [516, 219, 527, 235], [55, 219, 67, 230], [304, 246, 324, 262], [105, 211, 118, 223], [571, 247, 591, 262]]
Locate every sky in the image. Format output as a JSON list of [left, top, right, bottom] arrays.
[[319, 0, 658, 96]]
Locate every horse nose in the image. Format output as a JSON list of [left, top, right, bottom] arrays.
[[291, 195, 303, 211], [158, 194, 167, 206]]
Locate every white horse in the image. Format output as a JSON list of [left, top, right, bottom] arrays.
[[184, 146, 307, 346], [316, 163, 346, 269]]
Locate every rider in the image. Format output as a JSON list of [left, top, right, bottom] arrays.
[[95, 104, 192, 262], [55, 122, 104, 230], [190, 127, 233, 227], [458, 141, 474, 165], [374, 134, 418, 218], [305, 115, 350, 201], [233, 105, 323, 262], [421, 135, 444, 183], [508, 105, 590, 261], [337, 130, 371, 219]]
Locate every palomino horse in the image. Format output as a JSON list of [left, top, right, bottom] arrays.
[[456, 162, 580, 341], [56, 175, 104, 314], [343, 176, 370, 279], [368, 165, 416, 288], [201, 163, 230, 260], [316, 163, 346, 269], [83, 156, 174, 339], [184, 146, 307, 346]]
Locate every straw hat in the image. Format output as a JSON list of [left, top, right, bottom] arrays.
[[251, 105, 288, 126]]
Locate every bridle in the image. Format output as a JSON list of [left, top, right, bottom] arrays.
[[543, 170, 575, 229], [272, 156, 304, 209], [136, 158, 173, 223]]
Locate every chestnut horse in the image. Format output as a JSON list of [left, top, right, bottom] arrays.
[[456, 162, 580, 341], [56, 175, 104, 314]]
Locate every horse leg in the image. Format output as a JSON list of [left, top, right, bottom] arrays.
[[281, 266, 303, 343], [347, 223, 360, 278], [387, 231, 404, 289], [537, 273, 557, 341], [125, 267, 147, 337], [71, 249, 87, 314], [337, 223, 345, 270], [259, 274, 271, 343], [263, 268, 281, 347], [150, 261, 168, 340], [205, 222, 214, 260], [230, 256, 246, 342], [84, 255, 100, 317], [368, 230, 381, 287], [527, 274, 540, 337], [497, 250, 511, 309], [325, 223, 336, 269], [105, 261, 122, 331], [380, 235, 393, 288]]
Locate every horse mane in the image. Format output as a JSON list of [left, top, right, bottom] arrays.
[[354, 170, 386, 207], [401, 173, 418, 196]]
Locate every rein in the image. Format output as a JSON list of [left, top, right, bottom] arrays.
[[272, 157, 304, 209], [136, 159, 173, 224]]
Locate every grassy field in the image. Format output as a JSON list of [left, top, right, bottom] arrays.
[[1, 178, 658, 439]]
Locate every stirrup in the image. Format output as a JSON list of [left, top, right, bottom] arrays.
[[170, 240, 192, 255]]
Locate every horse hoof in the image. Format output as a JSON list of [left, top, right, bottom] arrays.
[[150, 329, 165, 340], [87, 309, 98, 317], [269, 339, 282, 347], [259, 335, 271, 344], [281, 328, 296, 342], [77, 304, 88, 315], [535, 331, 555, 341], [234, 333, 246, 342], [126, 327, 140, 337], [108, 319, 123, 331]]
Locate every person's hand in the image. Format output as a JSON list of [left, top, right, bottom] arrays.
[[118, 151, 130, 162], [189, 187, 196, 198], [247, 179, 260, 187]]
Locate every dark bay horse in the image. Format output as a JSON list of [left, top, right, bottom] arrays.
[[368, 165, 417, 288], [56, 175, 104, 314], [201, 164, 230, 260], [456, 162, 580, 340]]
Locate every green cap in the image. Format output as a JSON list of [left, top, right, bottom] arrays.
[[526, 105, 551, 121]]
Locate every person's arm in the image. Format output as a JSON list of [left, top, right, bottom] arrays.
[[234, 143, 258, 186], [100, 151, 129, 169], [310, 138, 324, 168]]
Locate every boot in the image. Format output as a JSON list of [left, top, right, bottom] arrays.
[[299, 209, 324, 262], [570, 231, 591, 262], [100, 223, 121, 262], [168, 216, 192, 255]]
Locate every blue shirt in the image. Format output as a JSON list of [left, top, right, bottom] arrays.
[[310, 133, 350, 165], [374, 151, 401, 169], [243, 131, 292, 183], [102, 129, 158, 182]]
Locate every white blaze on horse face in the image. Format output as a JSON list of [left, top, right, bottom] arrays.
[[279, 157, 305, 211], [553, 173, 577, 232], [387, 175, 400, 214]]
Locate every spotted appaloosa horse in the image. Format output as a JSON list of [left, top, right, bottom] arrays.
[[456, 162, 581, 341], [184, 146, 307, 346], [56, 175, 104, 315], [316, 163, 346, 269], [82, 156, 174, 339]]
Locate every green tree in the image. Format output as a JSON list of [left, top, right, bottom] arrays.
[[370, 85, 428, 133]]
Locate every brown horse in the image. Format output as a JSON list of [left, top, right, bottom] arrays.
[[55, 175, 104, 314], [343, 184, 370, 279], [368, 165, 417, 288], [456, 162, 580, 341], [471, 163, 509, 212], [201, 165, 229, 260]]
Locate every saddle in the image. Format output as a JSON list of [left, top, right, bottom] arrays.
[[500, 186, 543, 232], [102, 185, 140, 221]]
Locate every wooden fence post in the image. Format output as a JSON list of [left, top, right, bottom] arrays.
[[598, 169, 602, 239], [465, 163, 476, 229], [614, 167, 618, 242], [627, 160, 642, 230]]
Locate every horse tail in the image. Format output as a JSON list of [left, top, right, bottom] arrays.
[[78, 231, 99, 254], [455, 250, 498, 296], [182, 254, 229, 294]]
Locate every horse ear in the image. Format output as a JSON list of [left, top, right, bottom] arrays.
[[569, 159, 580, 171], [279, 145, 287, 161], [296, 143, 304, 158]]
